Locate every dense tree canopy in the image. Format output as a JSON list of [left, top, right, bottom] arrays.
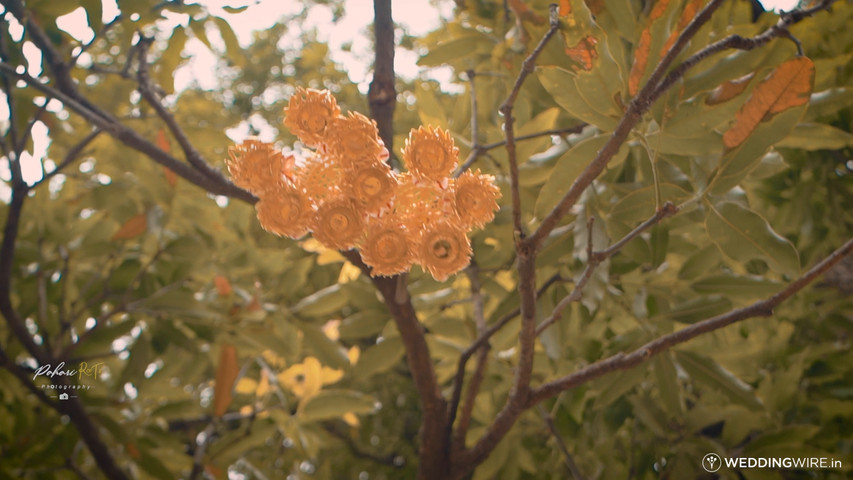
[[0, 0, 851, 479]]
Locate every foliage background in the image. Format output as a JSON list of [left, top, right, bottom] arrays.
[[0, 0, 851, 478]]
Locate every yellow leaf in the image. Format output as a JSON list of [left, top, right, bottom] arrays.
[[213, 344, 239, 417], [338, 261, 361, 283], [111, 213, 147, 241], [278, 356, 323, 399], [723, 57, 814, 150], [342, 412, 360, 427], [347, 346, 360, 365], [234, 377, 257, 395], [322, 319, 340, 341], [321, 366, 344, 385], [660, 0, 704, 57]]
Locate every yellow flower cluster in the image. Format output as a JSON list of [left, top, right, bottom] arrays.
[[227, 87, 501, 282]]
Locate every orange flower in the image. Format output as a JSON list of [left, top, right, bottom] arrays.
[[342, 163, 397, 215], [296, 155, 344, 205], [283, 87, 340, 146], [416, 221, 472, 282], [255, 183, 313, 239], [393, 173, 454, 231], [359, 217, 414, 276], [226, 139, 286, 194], [453, 170, 502, 229], [312, 196, 365, 250], [326, 112, 383, 162], [401, 126, 459, 181]]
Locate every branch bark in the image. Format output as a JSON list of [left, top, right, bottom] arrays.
[[527, 236, 853, 405]]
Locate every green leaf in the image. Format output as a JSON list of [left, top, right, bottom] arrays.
[[417, 34, 493, 67], [189, 20, 212, 51], [298, 322, 350, 370], [537, 66, 618, 130], [415, 81, 449, 129], [710, 106, 806, 193], [80, 0, 104, 32], [353, 336, 405, 379], [666, 295, 733, 324], [675, 350, 763, 410], [73, 319, 138, 357], [291, 284, 349, 317], [535, 134, 629, 219], [678, 244, 722, 280], [137, 448, 175, 480], [691, 274, 781, 298], [211, 16, 243, 65], [222, 5, 249, 14], [516, 108, 560, 162], [298, 390, 377, 422], [776, 123, 853, 151], [705, 201, 800, 276], [609, 183, 692, 224], [653, 354, 683, 415]]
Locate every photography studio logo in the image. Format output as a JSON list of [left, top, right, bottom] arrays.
[[702, 453, 722, 473], [33, 361, 105, 400]]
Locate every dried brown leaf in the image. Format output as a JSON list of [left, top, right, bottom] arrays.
[[723, 57, 814, 149]]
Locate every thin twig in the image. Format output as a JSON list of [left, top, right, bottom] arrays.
[[456, 124, 587, 176], [536, 203, 678, 336], [649, 0, 835, 104], [525, 0, 727, 253], [537, 404, 586, 480], [527, 236, 853, 405], [135, 37, 231, 185], [32, 129, 101, 189], [188, 423, 216, 480], [449, 264, 491, 450], [500, 3, 560, 236], [0, 62, 256, 203]]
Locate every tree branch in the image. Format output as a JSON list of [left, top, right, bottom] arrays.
[[525, 0, 726, 252], [369, 0, 397, 164], [537, 404, 586, 480], [135, 36, 233, 186], [0, 62, 257, 203], [449, 264, 490, 451], [536, 203, 678, 336], [341, 251, 448, 478], [527, 236, 853, 405], [500, 3, 560, 236], [650, 0, 836, 104]]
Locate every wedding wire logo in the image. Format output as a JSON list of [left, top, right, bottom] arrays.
[[702, 453, 722, 472], [33, 361, 105, 400], [702, 453, 843, 473]]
